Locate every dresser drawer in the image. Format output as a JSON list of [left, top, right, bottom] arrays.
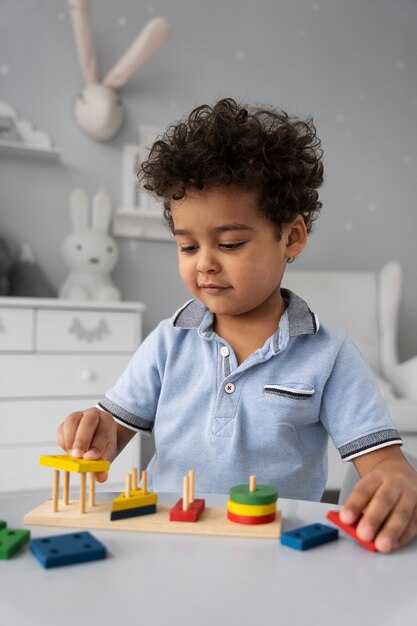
[[37, 309, 141, 353], [0, 308, 34, 352], [0, 354, 130, 398], [0, 437, 140, 492], [0, 399, 91, 444], [0, 440, 141, 493]]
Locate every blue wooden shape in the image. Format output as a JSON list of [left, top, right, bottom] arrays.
[[280, 523, 339, 551], [30, 531, 107, 568], [110, 503, 157, 521]]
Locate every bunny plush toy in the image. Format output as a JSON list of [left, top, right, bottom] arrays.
[[59, 188, 121, 301], [68, 0, 171, 141]]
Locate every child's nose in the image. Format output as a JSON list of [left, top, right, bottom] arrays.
[[196, 249, 220, 274]]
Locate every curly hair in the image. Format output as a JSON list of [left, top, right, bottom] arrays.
[[139, 98, 324, 237]]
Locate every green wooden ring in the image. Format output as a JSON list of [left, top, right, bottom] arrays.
[[229, 484, 278, 506]]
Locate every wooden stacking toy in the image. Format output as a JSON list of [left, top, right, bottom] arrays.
[[227, 475, 278, 525], [39, 454, 111, 514], [170, 470, 205, 522], [111, 469, 157, 521]]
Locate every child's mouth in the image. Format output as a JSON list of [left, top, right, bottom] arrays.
[[199, 284, 230, 295]]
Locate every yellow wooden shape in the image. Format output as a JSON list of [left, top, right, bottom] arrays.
[[227, 499, 276, 517], [38, 454, 110, 473], [112, 490, 158, 512]]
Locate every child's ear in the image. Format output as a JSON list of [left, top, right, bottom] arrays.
[[285, 215, 308, 259]]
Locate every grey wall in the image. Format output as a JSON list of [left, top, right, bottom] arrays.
[[1, 0, 417, 360]]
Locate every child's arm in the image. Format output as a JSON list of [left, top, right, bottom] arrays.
[[57, 407, 136, 482], [340, 445, 417, 552]]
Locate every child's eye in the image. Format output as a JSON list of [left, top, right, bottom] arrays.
[[219, 242, 244, 251], [179, 245, 198, 253]]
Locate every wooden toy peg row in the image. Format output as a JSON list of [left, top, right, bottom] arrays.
[[125, 469, 149, 498], [181, 470, 196, 511]]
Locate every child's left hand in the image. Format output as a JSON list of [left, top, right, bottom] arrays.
[[340, 446, 417, 552]]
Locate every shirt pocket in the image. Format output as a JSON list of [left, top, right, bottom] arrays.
[[263, 382, 315, 400], [261, 382, 317, 425]]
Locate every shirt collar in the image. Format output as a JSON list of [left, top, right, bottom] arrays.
[[171, 290, 319, 338]]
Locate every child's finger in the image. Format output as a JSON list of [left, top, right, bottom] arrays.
[[69, 409, 101, 457], [355, 482, 403, 543], [340, 472, 385, 524], [374, 498, 417, 552], [83, 432, 116, 462], [57, 411, 83, 453], [93, 471, 109, 484]]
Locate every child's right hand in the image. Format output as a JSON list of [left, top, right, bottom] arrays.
[[57, 407, 118, 482]]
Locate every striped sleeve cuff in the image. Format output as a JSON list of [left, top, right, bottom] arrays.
[[339, 429, 403, 461], [98, 398, 153, 435]]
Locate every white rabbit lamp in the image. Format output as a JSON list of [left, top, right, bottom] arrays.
[[68, 0, 171, 141], [60, 188, 121, 301]]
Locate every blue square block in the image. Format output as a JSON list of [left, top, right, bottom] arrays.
[[31, 531, 107, 568], [280, 523, 339, 551]]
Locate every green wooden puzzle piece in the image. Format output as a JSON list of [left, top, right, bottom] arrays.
[[0, 528, 30, 559], [0, 520, 7, 530]]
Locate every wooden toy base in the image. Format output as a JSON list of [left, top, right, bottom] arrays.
[[24, 500, 281, 539]]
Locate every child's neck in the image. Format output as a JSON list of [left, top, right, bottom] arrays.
[[213, 294, 287, 365]]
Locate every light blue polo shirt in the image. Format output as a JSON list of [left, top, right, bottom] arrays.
[[99, 290, 402, 501]]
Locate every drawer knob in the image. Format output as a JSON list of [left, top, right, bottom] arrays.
[[81, 369, 96, 382]]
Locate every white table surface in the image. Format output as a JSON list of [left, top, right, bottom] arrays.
[[1, 491, 417, 626]]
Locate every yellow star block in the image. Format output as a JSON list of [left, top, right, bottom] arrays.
[[38, 454, 110, 473]]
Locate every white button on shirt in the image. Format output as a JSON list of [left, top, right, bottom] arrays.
[[220, 346, 230, 357], [224, 383, 235, 394]]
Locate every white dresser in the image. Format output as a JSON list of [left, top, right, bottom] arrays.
[[0, 297, 145, 494]]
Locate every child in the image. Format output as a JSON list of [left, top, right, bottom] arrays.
[[58, 98, 417, 552]]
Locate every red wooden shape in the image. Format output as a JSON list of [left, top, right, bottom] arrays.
[[326, 510, 376, 552], [169, 498, 205, 522], [227, 510, 276, 525]]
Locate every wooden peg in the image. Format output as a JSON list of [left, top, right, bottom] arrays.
[[141, 470, 148, 495], [249, 475, 257, 493], [125, 474, 132, 499], [89, 473, 96, 507], [188, 469, 195, 503], [79, 473, 86, 514], [131, 467, 138, 491], [52, 469, 60, 513], [63, 471, 70, 505], [182, 475, 189, 511]]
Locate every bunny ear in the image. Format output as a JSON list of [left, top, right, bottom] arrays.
[[69, 188, 89, 232], [92, 189, 112, 233], [67, 0, 99, 85], [102, 17, 171, 89]]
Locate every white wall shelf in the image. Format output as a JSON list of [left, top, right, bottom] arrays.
[[113, 207, 172, 241], [113, 140, 173, 242], [0, 139, 61, 161]]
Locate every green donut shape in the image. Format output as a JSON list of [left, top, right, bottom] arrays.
[[229, 484, 278, 506]]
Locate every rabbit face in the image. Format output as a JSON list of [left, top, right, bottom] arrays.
[[74, 84, 124, 141], [62, 231, 119, 274]]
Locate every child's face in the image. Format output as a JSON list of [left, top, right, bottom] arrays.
[[171, 186, 306, 322]]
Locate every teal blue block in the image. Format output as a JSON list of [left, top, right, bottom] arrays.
[[31, 531, 107, 568], [280, 523, 339, 551], [0, 527, 31, 559]]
